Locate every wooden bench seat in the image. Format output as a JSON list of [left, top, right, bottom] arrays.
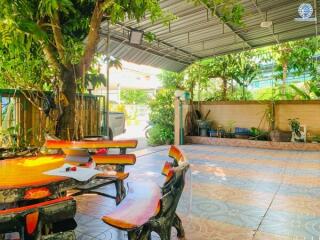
[[102, 182, 161, 230], [0, 196, 76, 239], [92, 154, 136, 165], [43, 139, 138, 204], [44, 139, 138, 150], [96, 171, 129, 180], [102, 146, 189, 240], [168, 145, 186, 165]]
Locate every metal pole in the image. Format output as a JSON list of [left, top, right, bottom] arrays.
[[314, 0, 319, 79], [105, 20, 110, 138], [179, 100, 184, 145]]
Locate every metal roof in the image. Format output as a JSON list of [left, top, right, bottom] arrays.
[[97, 0, 319, 72]]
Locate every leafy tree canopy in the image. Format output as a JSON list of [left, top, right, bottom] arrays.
[[120, 89, 150, 105], [0, 0, 244, 138]]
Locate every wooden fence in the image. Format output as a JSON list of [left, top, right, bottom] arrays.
[[0, 89, 105, 146]]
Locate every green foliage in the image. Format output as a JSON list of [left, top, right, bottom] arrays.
[[148, 89, 175, 145], [228, 86, 253, 100], [159, 50, 260, 101], [264, 38, 320, 99], [252, 87, 273, 100], [289, 81, 320, 100], [158, 36, 318, 102], [272, 38, 318, 79], [144, 32, 157, 43], [0, 0, 178, 89], [85, 73, 106, 90], [249, 127, 268, 138], [195, 0, 244, 26], [230, 52, 261, 100], [120, 89, 150, 105], [0, 0, 244, 92], [148, 123, 174, 145], [159, 71, 185, 90], [289, 84, 311, 100]]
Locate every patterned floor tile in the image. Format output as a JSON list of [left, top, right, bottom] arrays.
[[73, 144, 320, 240]]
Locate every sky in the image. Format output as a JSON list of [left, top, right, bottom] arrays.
[[99, 60, 162, 90]]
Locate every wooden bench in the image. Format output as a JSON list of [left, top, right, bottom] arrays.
[[168, 145, 186, 166], [0, 196, 77, 239], [102, 146, 189, 240], [44, 139, 138, 204]]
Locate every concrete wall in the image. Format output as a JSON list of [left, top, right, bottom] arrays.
[[200, 101, 270, 131], [275, 102, 320, 134], [175, 100, 320, 144]]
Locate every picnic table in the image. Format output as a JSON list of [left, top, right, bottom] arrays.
[[0, 154, 91, 204], [44, 139, 138, 204], [0, 155, 95, 239], [0, 138, 138, 239]]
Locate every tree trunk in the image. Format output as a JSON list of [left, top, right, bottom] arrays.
[[222, 78, 227, 100], [56, 69, 77, 140], [282, 62, 288, 96], [242, 85, 246, 100]]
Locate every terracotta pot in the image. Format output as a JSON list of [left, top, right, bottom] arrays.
[[269, 130, 291, 142]]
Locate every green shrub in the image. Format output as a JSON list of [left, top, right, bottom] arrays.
[[148, 89, 175, 145], [148, 124, 174, 145]]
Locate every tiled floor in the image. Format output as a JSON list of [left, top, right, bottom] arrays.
[[74, 145, 320, 240]]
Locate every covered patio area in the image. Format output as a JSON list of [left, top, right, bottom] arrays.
[[75, 145, 320, 240]]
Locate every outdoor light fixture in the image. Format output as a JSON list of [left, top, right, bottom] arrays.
[[129, 29, 144, 45], [260, 21, 273, 28]]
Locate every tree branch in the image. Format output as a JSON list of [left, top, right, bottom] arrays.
[[37, 19, 63, 76], [42, 43, 63, 75], [51, 12, 66, 66], [78, 0, 114, 77]]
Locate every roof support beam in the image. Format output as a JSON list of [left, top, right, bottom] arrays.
[[201, 24, 317, 58], [214, 9, 252, 48], [258, 0, 302, 12], [99, 32, 193, 65], [166, 13, 300, 48], [250, 0, 279, 44], [115, 23, 201, 60]]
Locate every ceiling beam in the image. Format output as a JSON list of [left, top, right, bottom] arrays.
[[99, 32, 194, 65], [214, 9, 252, 48], [250, 0, 279, 44], [201, 26, 318, 58], [114, 23, 201, 60]]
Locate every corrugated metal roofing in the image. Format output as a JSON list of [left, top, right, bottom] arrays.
[[97, 0, 319, 72]]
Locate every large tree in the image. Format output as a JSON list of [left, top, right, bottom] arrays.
[[0, 0, 243, 139], [202, 55, 237, 100], [271, 38, 318, 96]]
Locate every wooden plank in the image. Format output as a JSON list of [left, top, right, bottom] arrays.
[[44, 139, 138, 149]]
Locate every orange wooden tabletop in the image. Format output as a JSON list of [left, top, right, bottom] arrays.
[[0, 155, 69, 190], [44, 139, 138, 149]]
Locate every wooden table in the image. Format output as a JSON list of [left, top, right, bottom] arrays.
[[0, 155, 82, 204]]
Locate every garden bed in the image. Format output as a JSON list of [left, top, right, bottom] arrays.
[[185, 136, 320, 151]]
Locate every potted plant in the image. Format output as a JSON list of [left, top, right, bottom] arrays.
[[249, 127, 269, 141], [269, 129, 291, 142], [288, 118, 301, 137], [288, 118, 305, 142], [224, 120, 236, 138], [312, 135, 320, 143]]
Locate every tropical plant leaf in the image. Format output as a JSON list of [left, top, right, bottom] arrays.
[[289, 84, 311, 100]]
